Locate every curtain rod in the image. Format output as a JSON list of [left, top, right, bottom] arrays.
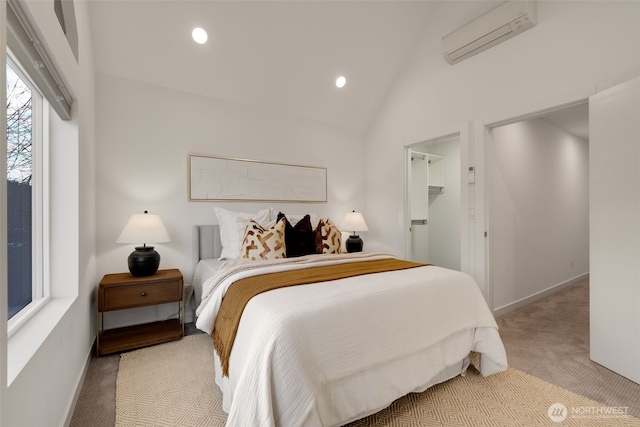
[[7, 0, 73, 119]]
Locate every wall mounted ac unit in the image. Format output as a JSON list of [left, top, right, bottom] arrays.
[[442, 1, 536, 65]]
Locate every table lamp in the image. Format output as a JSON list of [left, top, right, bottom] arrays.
[[117, 211, 171, 276], [341, 210, 369, 253]]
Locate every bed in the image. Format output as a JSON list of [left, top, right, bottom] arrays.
[[192, 214, 508, 427]]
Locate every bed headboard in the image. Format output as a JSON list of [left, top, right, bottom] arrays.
[[192, 224, 222, 262]]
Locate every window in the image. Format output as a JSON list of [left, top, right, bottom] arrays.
[[4, 0, 73, 345], [6, 52, 49, 333]]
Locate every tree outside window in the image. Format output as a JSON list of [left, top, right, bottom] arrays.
[[6, 62, 33, 319]]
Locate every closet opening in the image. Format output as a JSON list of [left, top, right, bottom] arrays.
[[407, 134, 461, 270]]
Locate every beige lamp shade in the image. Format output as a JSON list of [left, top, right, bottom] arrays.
[[341, 211, 369, 233], [117, 211, 171, 244]]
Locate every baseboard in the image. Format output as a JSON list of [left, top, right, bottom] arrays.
[[493, 273, 589, 317], [62, 339, 94, 427]]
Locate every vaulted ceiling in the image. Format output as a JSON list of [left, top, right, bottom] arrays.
[[88, 1, 588, 137], [88, 1, 504, 131]]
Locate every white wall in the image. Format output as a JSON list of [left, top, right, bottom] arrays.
[[95, 73, 366, 327], [427, 139, 461, 271], [0, 1, 97, 426], [365, 1, 639, 288], [490, 118, 589, 313]]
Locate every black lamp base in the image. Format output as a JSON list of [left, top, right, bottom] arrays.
[[346, 235, 364, 253], [128, 246, 160, 277]]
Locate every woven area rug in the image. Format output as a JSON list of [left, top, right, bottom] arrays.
[[116, 334, 640, 426], [116, 335, 225, 426]]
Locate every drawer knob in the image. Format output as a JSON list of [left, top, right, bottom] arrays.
[[141, 292, 147, 297]]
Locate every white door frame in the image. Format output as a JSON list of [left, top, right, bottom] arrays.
[[403, 123, 467, 268]]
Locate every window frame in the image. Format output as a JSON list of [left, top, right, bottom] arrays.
[[6, 50, 50, 337]]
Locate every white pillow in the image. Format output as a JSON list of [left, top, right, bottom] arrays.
[[215, 207, 273, 259]]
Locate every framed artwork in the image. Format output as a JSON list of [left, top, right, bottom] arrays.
[[188, 154, 327, 202]]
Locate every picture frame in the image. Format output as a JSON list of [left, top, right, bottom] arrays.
[[188, 154, 327, 202]]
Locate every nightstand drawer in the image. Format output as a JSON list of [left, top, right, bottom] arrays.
[[102, 281, 181, 311]]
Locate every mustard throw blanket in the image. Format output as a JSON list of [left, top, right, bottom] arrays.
[[212, 258, 426, 377]]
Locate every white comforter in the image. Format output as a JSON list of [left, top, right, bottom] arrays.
[[196, 253, 508, 427]]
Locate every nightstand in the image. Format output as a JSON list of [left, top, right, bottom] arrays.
[[97, 268, 184, 356]]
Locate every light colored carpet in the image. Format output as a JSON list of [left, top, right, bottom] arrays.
[[115, 334, 640, 427], [496, 279, 640, 416]]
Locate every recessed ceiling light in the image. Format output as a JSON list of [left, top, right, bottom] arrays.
[[192, 27, 208, 44], [336, 76, 346, 88]]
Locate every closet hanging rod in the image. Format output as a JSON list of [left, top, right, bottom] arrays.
[[411, 150, 429, 160], [411, 151, 430, 157]]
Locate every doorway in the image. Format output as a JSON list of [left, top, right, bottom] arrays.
[[407, 134, 461, 270], [487, 102, 589, 316]]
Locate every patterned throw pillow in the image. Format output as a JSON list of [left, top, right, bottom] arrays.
[[315, 219, 342, 254], [241, 218, 287, 260]]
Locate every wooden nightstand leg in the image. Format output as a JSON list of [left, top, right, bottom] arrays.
[[180, 299, 184, 335]]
